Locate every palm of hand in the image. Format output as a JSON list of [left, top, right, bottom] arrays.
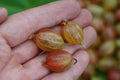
[[0, 0, 96, 80]]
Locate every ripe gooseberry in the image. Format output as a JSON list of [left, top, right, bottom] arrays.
[[45, 50, 75, 72], [99, 40, 116, 57], [61, 19, 85, 48], [29, 29, 64, 51], [108, 69, 120, 80], [97, 57, 117, 71]]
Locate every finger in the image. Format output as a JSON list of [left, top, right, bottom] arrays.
[[0, 34, 12, 72], [0, 8, 8, 24], [0, 0, 80, 47], [12, 9, 93, 64], [0, 56, 25, 80], [41, 50, 89, 80], [73, 9, 92, 27], [12, 40, 39, 63], [83, 26, 97, 48], [23, 54, 49, 80]]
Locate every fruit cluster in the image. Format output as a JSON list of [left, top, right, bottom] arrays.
[[29, 20, 84, 72], [78, 0, 120, 80]]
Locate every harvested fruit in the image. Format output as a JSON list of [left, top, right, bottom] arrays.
[[91, 76, 106, 80], [108, 69, 120, 80], [115, 39, 120, 48], [45, 50, 73, 72], [83, 65, 96, 77], [104, 11, 115, 24], [103, 0, 118, 10], [99, 40, 116, 56], [87, 4, 104, 17], [79, 1, 87, 8], [29, 29, 64, 51], [87, 49, 98, 66], [116, 23, 120, 36], [91, 0, 101, 4], [97, 58, 117, 71], [117, 50, 120, 60], [61, 20, 84, 46], [91, 35, 102, 48], [81, 65, 96, 80], [77, 0, 120, 80], [91, 17, 104, 32], [115, 9, 120, 21], [102, 25, 117, 40]]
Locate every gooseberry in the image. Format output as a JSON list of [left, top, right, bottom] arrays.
[[61, 20, 84, 47], [87, 49, 98, 66], [99, 40, 116, 57], [102, 25, 117, 40], [108, 69, 120, 80], [29, 29, 64, 51], [97, 57, 117, 71], [115, 9, 120, 21], [45, 50, 74, 72]]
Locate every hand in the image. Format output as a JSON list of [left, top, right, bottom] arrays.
[[0, 0, 96, 80]]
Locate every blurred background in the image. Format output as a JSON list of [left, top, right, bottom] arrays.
[[78, 0, 120, 80], [0, 0, 120, 80]]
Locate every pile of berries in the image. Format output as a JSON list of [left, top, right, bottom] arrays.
[[78, 0, 120, 80]]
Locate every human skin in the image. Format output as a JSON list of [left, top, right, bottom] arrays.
[[0, 0, 96, 80]]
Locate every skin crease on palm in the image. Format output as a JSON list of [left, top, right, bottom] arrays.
[[0, 0, 96, 80]]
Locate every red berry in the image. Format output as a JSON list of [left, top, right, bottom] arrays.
[[83, 65, 95, 77], [108, 69, 120, 80], [98, 57, 117, 71], [102, 25, 117, 40], [115, 9, 120, 21], [45, 50, 73, 72], [99, 40, 116, 57], [91, 0, 101, 4]]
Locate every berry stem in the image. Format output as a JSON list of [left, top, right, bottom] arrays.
[[28, 34, 35, 40], [61, 19, 68, 26]]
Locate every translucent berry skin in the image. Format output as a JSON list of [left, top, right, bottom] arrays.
[[45, 50, 73, 72], [62, 21, 84, 44], [35, 29, 64, 51]]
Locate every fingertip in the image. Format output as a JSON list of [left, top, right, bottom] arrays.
[[74, 50, 90, 66], [83, 26, 97, 48], [68, 0, 81, 12], [0, 7, 8, 23], [82, 9, 93, 25], [74, 9, 93, 27], [0, 7, 8, 15], [67, 50, 89, 79]]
